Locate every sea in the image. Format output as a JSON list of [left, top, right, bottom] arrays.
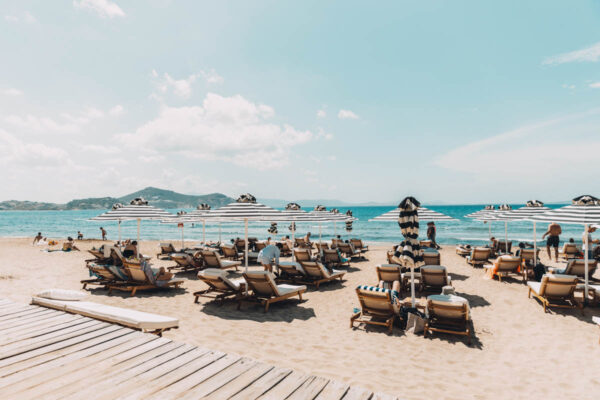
[[0, 204, 588, 246]]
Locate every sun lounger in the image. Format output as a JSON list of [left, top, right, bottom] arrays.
[[337, 242, 361, 259], [420, 265, 452, 294], [221, 244, 245, 261], [293, 248, 314, 262], [201, 250, 241, 270], [350, 238, 369, 254], [157, 242, 177, 259], [31, 296, 178, 335], [350, 285, 400, 334], [255, 241, 267, 252], [527, 274, 582, 313], [376, 264, 403, 291], [497, 240, 512, 254], [466, 247, 491, 267], [331, 238, 342, 248], [295, 237, 312, 249], [455, 245, 472, 257], [518, 248, 540, 265], [279, 241, 293, 256], [315, 242, 329, 253], [484, 255, 523, 282], [168, 251, 205, 272], [276, 261, 306, 282], [559, 243, 579, 260], [423, 249, 441, 265], [239, 271, 306, 312], [81, 263, 128, 290], [547, 258, 598, 279], [107, 260, 185, 296], [386, 250, 402, 266], [323, 248, 349, 268], [193, 268, 246, 303], [420, 240, 433, 248], [424, 294, 471, 344], [298, 261, 345, 288]]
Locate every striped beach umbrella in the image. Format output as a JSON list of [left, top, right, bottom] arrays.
[[474, 204, 513, 252], [370, 207, 456, 222], [495, 201, 551, 266], [465, 205, 499, 240], [528, 195, 600, 302], [398, 196, 425, 307], [308, 205, 356, 237], [91, 198, 172, 242]]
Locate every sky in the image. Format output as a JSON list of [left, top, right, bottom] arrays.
[[1, 0, 600, 205]]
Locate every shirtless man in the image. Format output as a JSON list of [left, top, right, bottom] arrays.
[[33, 232, 43, 245], [542, 222, 562, 261]]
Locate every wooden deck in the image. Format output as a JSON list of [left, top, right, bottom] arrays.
[[0, 299, 398, 399]]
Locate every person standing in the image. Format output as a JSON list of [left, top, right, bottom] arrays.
[[100, 227, 107, 241], [426, 222, 441, 249], [257, 243, 282, 273], [542, 222, 562, 261], [582, 226, 599, 259]]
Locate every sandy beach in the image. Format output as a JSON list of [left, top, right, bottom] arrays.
[[1, 237, 599, 399]]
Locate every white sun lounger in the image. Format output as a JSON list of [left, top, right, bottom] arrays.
[[31, 297, 179, 335]]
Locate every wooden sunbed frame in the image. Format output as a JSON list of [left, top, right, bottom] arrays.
[[299, 261, 345, 289], [528, 276, 582, 314], [193, 270, 246, 303], [350, 288, 397, 334], [239, 272, 306, 312], [424, 300, 471, 344]]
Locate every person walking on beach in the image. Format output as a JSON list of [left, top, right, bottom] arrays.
[[426, 222, 441, 249], [542, 222, 562, 261], [257, 243, 282, 273], [33, 232, 43, 245], [100, 227, 107, 241]]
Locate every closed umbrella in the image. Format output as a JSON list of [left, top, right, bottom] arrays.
[[91, 198, 173, 242], [528, 195, 600, 304], [398, 197, 425, 307]]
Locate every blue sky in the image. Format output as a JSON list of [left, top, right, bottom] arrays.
[[1, 1, 600, 204]]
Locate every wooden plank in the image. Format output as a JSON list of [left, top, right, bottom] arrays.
[[2, 317, 91, 345], [287, 375, 330, 400], [342, 386, 373, 400], [0, 314, 84, 336], [119, 350, 226, 400], [149, 353, 241, 399], [12, 339, 176, 399], [0, 310, 65, 330], [0, 324, 127, 370], [0, 331, 143, 387], [0, 308, 56, 322], [0, 320, 106, 357], [0, 304, 36, 316], [91, 347, 211, 400], [229, 366, 293, 400], [202, 363, 273, 400], [371, 393, 399, 400], [63, 343, 197, 400], [315, 380, 350, 400], [177, 358, 259, 400], [258, 370, 310, 400]]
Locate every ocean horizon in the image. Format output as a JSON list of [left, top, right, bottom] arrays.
[[0, 204, 588, 246]]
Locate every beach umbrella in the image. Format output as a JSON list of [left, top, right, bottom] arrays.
[[495, 200, 550, 267], [475, 204, 512, 252], [370, 206, 456, 222], [528, 195, 600, 303], [91, 198, 172, 242], [203, 194, 286, 274], [397, 197, 425, 307], [465, 205, 497, 240]]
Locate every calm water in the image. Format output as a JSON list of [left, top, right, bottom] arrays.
[[0, 204, 587, 246]]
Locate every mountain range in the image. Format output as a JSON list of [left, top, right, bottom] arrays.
[[0, 187, 234, 211]]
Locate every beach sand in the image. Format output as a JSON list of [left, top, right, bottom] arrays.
[[0, 237, 598, 399]]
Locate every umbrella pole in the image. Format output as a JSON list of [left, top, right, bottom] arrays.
[[202, 220, 206, 244], [291, 224, 295, 262], [334, 221, 337, 236], [118, 220, 121, 243], [488, 222, 491, 239], [505, 221, 508, 253], [533, 222, 537, 268], [181, 225, 184, 249], [410, 265, 416, 307], [585, 224, 589, 305], [244, 218, 249, 273], [319, 223, 322, 259], [137, 218, 140, 242], [218, 223, 222, 243]]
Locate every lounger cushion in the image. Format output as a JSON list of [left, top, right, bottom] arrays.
[[31, 297, 179, 330], [527, 281, 542, 294], [36, 289, 87, 301], [275, 283, 307, 295], [221, 260, 241, 268], [279, 261, 305, 275], [593, 316, 600, 325], [198, 269, 244, 290]]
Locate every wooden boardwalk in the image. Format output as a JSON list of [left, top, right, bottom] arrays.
[[0, 299, 398, 399]]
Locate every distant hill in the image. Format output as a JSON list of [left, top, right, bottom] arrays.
[[0, 187, 234, 211]]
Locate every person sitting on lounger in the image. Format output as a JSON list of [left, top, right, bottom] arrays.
[[123, 240, 139, 259], [257, 243, 283, 273], [33, 232, 43, 245]]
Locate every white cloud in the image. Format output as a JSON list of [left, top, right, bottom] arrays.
[[81, 144, 121, 154], [436, 109, 600, 183], [200, 70, 224, 84], [337, 109, 359, 120], [4, 105, 115, 134], [152, 70, 224, 99], [4, 12, 36, 24], [561, 84, 575, 90], [316, 127, 333, 140], [327, 155, 336, 161], [589, 82, 600, 88], [317, 109, 326, 118], [118, 92, 313, 169], [3, 88, 23, 96], [543, 42, 600, 65], [0, 129, 70, 167], [109, 105, 124, 116], [73, 0, 126, 19]]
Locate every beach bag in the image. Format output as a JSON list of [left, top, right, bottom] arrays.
[[404, 309, 426, 334], [533, 263, 546, 282]]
